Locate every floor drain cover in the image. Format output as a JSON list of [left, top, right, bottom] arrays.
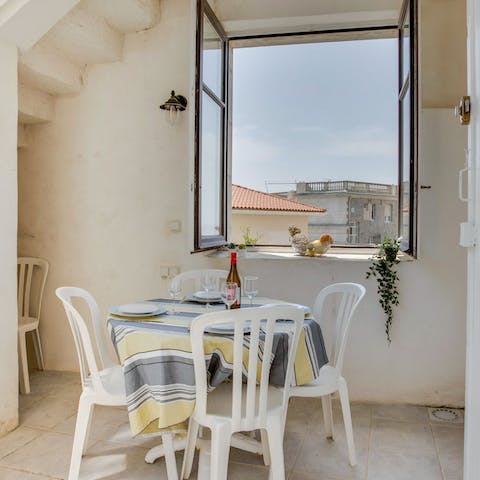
[[428, 407, 464, 424]]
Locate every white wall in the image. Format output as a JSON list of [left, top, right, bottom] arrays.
[[0, 39, 19, 435], [18, 0, 467, 405]]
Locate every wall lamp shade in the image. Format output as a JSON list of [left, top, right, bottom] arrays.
[[160, 90, 188, 124]]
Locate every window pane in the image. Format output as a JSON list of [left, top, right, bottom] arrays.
[[401, 4, 410, 85], [203, 15, 223, 98], [400, 88, 410, 250], [231, 38, 398, 247], [200, 92, 223, 237]]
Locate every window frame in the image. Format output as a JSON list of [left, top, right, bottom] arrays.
[[193, 0, 229, 251], [398, 0, 418, 256], [193, 12, 418, 254]]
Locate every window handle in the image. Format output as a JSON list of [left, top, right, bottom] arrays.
[[459, 148, 470, 203], [458, 166, 469, 202]]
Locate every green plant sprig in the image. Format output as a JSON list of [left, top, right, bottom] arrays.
[[365, 237, 401, 344]]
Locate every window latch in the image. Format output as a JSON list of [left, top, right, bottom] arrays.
[[455, 96, 471, 125]]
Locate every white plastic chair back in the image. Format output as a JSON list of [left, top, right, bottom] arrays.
[[171, 269, 228, 294], [17, 257, 49, 322], [313, 283, 366, 373], [56, 287, 113, 394], [191, 305, 304, 432]]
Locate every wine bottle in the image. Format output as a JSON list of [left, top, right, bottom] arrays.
[[226, 251, 241, 309]]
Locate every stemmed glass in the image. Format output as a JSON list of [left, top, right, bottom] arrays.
[[202, 273, 217, 309], [168, 283, 182, 314], [244, 276, 258, 306], [221, 282, 238, 310]]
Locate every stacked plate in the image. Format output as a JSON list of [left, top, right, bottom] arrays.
[[109, 303, 166, 318], [188, 291, 223, 303]]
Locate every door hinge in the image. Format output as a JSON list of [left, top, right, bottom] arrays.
[[460, 222, 476, 248]]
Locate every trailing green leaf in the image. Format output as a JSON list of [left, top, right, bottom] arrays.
[[365, 237, 401, 343]]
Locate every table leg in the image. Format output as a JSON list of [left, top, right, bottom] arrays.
[[144, 436, 187, 464], [144, 431, 264, 480]]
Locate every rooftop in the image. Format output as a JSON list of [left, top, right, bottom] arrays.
[[232, 184, 326, 213]]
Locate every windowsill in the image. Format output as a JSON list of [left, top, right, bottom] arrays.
[[206, 246, 415, 262]]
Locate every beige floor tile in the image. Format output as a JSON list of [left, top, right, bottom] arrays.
[[432, 425, 464, 480], [228, 427, 305, 469], [289, 471, 339, 480], [79, 440, 174, 480], [227, 461, 269, 479], [18, 393, 47, 412], [372, 404, 429, 424], [0, 467, 50, 480], [285, 397, 323, 433], [20, 395, 78, 430], [0, 432, 73, 479], [368, 448, 443, 480], [293, 423, 369, 479], [371, 419, 436, 454], [0, 426, 44, 460]]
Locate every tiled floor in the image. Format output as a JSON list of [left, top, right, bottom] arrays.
[[0, 371, 463, 479]]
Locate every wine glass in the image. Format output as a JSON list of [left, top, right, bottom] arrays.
[[244, 276, 258, 306], [202, 273, 217, 309], [221, 282, 238, 310], [168, 283, 182, 314]]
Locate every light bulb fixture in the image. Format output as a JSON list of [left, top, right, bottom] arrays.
[[160, 90, 188, 125]]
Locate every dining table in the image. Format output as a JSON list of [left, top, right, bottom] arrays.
[[107, 295, 329, 475]]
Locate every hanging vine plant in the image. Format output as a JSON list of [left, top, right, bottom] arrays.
[[365, 237, 401, 344]]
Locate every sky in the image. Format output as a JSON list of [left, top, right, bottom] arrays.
[[231, 38, 398, 193]]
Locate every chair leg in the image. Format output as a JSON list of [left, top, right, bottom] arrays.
[[18, 331, 30, 394], [321, 394, 334, 439], [210, 423, 231, 480], [82, 404, 95, 455], [162, 432, 179, 480], [68, 396, 94, 480], [267, 418, 286, 480], [32, 328, 45, 371], [181, 418, 199, 479], [260, 429, 271, 466], [338, 378, 356, 466]]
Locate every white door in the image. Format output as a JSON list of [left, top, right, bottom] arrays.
[[463, 1, 480, 478]]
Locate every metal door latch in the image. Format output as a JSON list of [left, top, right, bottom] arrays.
[[455, 96, 471, 125]]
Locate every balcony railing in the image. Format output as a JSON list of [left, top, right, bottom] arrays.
[[302, 180, 397, 195]]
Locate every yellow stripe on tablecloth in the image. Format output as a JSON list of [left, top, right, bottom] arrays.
[[115, 330, 193, 363], [293, 328, 315, 386], [128, 396, 191, 435]]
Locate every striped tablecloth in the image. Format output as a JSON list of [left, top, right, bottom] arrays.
[[108, 297, 328, 436]]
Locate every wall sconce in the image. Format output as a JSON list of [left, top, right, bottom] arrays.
[[160, 90, 188, 125]]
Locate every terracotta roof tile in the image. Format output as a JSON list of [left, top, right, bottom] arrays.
[[232, 185, 326, 213]]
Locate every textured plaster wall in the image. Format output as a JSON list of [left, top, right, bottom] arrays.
[[18, 0, 467, 405], [0, 39, 19, 436]]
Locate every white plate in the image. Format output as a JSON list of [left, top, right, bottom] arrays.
[[260, 303, 311, 315], [193, 291, 222, 301], [109, 303, 167, 317], [205, 322, 250, 335], [186, 293, 223, 304]]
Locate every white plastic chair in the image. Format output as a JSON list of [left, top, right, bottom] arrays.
[[56, 287, 180, 480], [181, 305, 304, 480], [17, 257, 49, 394], [171, 269, 228, 294], [289, 283, 366, 467]]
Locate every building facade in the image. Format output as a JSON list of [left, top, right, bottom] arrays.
[[279, 180, 398, 245]]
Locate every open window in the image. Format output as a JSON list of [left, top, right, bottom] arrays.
[[398, 0, 418, 255], [194, 1, 418, 256], [193, 0, 228, 250]]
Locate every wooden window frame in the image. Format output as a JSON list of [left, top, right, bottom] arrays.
[[193, 0, 228, 251]]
